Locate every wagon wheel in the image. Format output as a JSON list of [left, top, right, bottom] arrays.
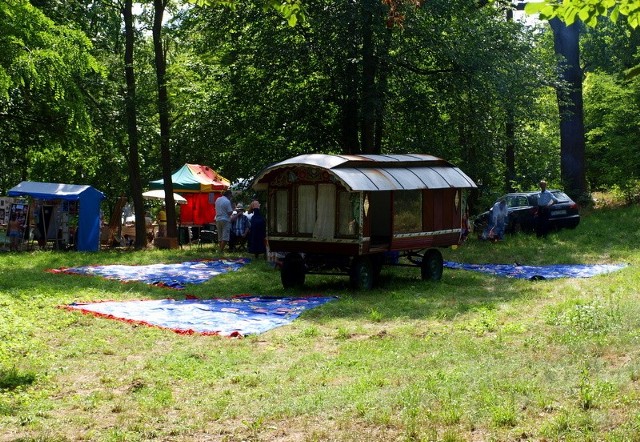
[[281, 253, 306, 289], [421, 249, 443, 281], [350, 256, 374, 290]]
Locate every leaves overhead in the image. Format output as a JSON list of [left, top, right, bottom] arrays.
[[524, 0, 640, 28], [187, 0, 306, 26], [0, 0, 638, 213]]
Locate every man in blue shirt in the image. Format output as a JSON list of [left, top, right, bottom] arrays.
[[536, 180, 558, 238], [229, 203, 251, 252]]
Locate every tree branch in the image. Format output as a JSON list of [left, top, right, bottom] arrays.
[[393, 59, 456, 76]]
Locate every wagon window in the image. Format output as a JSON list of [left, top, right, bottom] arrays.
[[297, 185, 316, 234], [393, 190, 422, 233], [314, 184, 336, 239], [337, 191, 359, 236], [274, 189, 289, 233]]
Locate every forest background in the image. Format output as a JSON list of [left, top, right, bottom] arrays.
[[1, 0, 639, 246]]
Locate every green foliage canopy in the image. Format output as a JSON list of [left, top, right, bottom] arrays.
[[0, 0, 102, 191], [187, 0, 305, 26], [170, 0, 558, 199], [525, 0, 640, 28]]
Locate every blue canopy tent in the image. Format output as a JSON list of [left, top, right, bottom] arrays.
[[8, 181, 105, 251]]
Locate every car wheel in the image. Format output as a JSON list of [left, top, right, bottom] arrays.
[[421, 249, 443, 281], [350, 257, 374, 290], [281, 253, 306, 289]]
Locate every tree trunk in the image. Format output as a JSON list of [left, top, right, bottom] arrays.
[[505, 109, 516, 192], [504, 7, 516, 192], [340, 1, 361, 155], [122, 0, 147, 249], [360, 0, 376, 154], [153, 0, 177, 239], [374, 28, 392, 154], [550, 18, 587, 202], [341, 5, 360, 154]]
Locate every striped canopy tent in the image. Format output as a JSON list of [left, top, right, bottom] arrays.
[[150, 164, 230, 225]]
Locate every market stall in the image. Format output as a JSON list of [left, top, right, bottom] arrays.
[[149, 164, 229, 243], [150, 164, 229, 225], [117, 190, 187, 245], [8, 181, 105, 251]]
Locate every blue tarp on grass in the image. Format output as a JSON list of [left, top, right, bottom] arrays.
[[50, 259, 249, 289], [64, 295, 337, 336], [444, 261, 627, 280]]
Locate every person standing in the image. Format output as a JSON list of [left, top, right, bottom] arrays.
[[536, 180, 558, 238], [491, 199, 508, 240], [145, 211, 154, 242], [247, 200, 267, 259], [7, 213, 22, 252], [229, 203, 250, 252], [156, 205, 167, 237], [215, 190, 233, 253]]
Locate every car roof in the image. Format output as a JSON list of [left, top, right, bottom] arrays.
[[503, 190, 563, 196]]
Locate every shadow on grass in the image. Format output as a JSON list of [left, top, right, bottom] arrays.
[[10, 257, 523, 329], [0, 367, 36, 391], [1, 252, 264, 302], [292, 265, 527, 322], [0, 247, 571, 330]]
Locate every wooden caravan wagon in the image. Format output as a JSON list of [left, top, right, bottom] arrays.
[[252, 154, 477, 289]]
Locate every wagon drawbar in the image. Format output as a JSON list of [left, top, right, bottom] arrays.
[[252, 153, 477, 289]]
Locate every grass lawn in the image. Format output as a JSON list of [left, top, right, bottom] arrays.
[[2, 203, 640, 441]]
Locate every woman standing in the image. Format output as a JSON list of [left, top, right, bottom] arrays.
[[247, 200, 266, 259]]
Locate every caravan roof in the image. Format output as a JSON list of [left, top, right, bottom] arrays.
[[253, 153, 477, 192]]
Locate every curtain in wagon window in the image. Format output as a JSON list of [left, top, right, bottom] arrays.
[[275, 189, 289, 233], [337, 191, 359, 236], [314, 184, 336, 239], [297, 185, 316, 234]]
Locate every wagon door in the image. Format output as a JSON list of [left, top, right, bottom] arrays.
[[367, 191, 392, 246]]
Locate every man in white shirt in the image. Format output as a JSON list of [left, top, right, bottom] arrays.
[[214, 190, 233, 253], [536, 180, 558, 238]]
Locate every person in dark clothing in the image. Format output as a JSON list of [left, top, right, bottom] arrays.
[[536, 180, 558, 238], [247, 200, 267, 259], [229, 203, 250, 252]]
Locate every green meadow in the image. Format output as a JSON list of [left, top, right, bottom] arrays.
[[1, 202, 640, 441]]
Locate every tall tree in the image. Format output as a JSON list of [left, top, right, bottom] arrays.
[[505, 5, 517, 192], [359, 0, 379, 153], [170, 0, 553, 197], [581, 20, 640, 200], [0, 0, 100, 193], [524, 0, 640, 203], [550, 18, 587, 201], [122, 0, 148, 248], [526, 0, 640, 28], [153, 0, 178, 241]]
